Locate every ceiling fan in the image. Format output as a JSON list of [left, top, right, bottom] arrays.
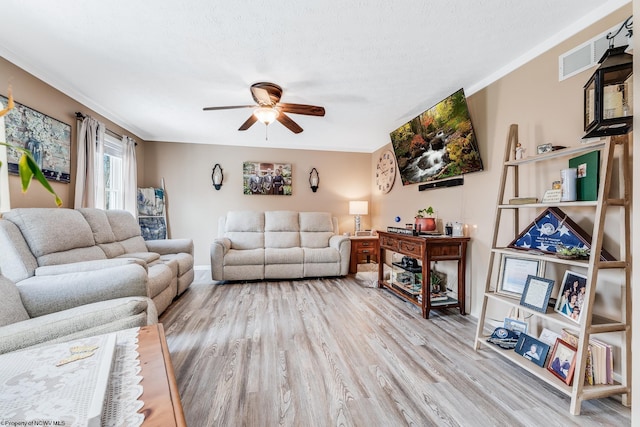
[[203, 82, 325, 135]]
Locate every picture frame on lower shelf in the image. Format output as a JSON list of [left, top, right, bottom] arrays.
[[515, 333, 550, 367], [547, 338, 577, 386], [497, 255, 545, 297], [519, 275, 554, 313]]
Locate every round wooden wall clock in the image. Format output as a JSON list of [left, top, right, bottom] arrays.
[[376, 149, 396, 193]]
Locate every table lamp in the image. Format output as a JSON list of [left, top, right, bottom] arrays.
[[349, 201, 368, 233]]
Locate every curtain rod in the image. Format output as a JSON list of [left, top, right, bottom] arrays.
[[75, 112, 137, 145]]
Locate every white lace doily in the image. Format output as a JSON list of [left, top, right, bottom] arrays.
[[102, 327, 145, 426], [0, 327, 144, 427]]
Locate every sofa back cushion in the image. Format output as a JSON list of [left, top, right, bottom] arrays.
[[0, 219, 38, 281], [299, 212, 335, 248], [78, 208, 127, 258], [225, 211, 265, 250], [105, 210, 148, 253], [0, 275, 30, 326], [2, 208, 106, 266], [265, 211, 300, 248]]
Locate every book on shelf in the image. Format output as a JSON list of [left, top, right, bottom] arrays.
[[561, 329, 613, 385], [430, 292, 448, 301], [508, 197, 538, 205]]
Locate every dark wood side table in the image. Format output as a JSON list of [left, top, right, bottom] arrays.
[[349, 236, 379, 274], [377, 231, 470, 319]]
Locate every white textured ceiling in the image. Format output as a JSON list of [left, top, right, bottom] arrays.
[[0, 0, 629, 152]]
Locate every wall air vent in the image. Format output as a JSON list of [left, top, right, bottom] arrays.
[[559, 19, 631, 81]]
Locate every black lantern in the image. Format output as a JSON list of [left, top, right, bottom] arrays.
[[211, 164, 223, 190], [583, 18, 633, 138], [309, 168, 319, 192]]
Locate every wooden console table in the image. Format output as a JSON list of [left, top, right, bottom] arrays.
[[377, 231, 470, 319], [138, 324, 186, 427]]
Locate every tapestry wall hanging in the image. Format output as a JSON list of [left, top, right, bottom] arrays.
[[243, 162, 292, 195], [508, 207, 614, 261], [0, 95, 71, 183]]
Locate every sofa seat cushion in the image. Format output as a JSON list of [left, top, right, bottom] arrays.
[[265, 248, 303, 264], [146, 263, 174, 299], [117, 252, 161, 264], [160, 253, 194, 276], [303, 247, 340, 263], [224, 248, 264, 266], [0, 276, 29, 327]]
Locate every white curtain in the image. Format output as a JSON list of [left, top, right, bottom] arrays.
[[74, 116, 105, 209], [122, 135, 137, 217]]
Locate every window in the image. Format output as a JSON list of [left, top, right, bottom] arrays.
[[103, 134, 123, 210]]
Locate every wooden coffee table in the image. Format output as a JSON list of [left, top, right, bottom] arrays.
[[137, 324, 186, 427]]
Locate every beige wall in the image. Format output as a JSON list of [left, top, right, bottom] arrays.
[[372, 5, 632, 317], [0, 56, 144, 209], [142, 141, 371, 265]]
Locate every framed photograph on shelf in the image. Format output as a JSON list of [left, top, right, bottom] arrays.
[[497, 256, 545, 297], [503, 318, 528, 335], [514, 333, 550, 367], [538, 328, 562, 347], [547, 338, 578, 385], [519, 275, 554, 313], [554, 270, 588, 323]]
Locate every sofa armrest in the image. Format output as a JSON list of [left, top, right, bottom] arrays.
[[210, 238, 231, 281], [329, 235, 351, 276], [17, 263, 148, 318], [145, 238, 194, 256], [35, 258, 143, 276], [0, 296, 157, 354]]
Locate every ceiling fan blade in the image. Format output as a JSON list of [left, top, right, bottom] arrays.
[[238, 114, 258, 131], [278, 103, 325, 116], [203, 105, 255, 111], [251, 87, 274, 106], [276, 112, 303, 134]]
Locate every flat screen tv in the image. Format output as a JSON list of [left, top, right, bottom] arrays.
[[390, 89, 483, 187]]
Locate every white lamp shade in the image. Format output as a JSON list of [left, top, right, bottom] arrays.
[[349, 201, 368, 215]]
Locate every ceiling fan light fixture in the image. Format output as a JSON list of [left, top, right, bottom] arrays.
[[254, 106, 279, 125]]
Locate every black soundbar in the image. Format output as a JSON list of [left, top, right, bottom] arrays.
[[418, 177, 464, 191]]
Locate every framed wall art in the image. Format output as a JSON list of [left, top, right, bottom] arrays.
[[0, 95, 71, 183], [243, 161, 292, 195]]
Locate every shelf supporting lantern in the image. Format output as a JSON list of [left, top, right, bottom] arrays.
[[583, 16, 633, 138], [309, 167, 319, 192], [211, 163, 223, 190]]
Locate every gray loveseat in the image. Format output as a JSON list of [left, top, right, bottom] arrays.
[[0, 208, 194, 315], [210, 211, 350, 281]]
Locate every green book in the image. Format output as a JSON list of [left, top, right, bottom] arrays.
[[569, 150, 600, 201]]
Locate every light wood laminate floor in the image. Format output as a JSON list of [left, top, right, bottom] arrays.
[[160, 271, 630, 426]]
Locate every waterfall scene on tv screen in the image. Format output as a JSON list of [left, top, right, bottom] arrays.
[[390, 89, 483, 186]]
